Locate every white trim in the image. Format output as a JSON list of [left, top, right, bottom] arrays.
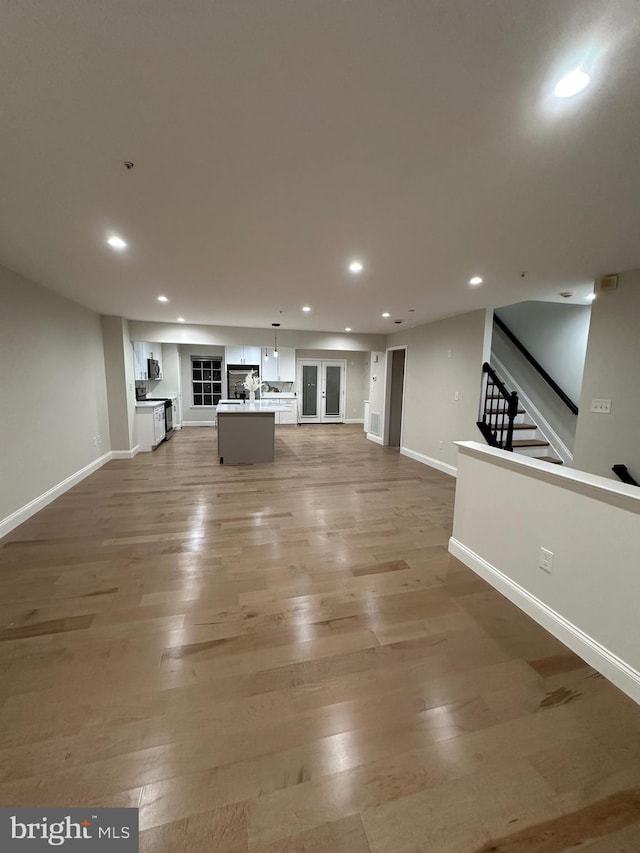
[[401, 447, 457, 478], [345, 418, 364, 424], [492, 354, 574, 465], [111, 446, 140, 460], [181, 420, 216, 427], [367, 433, 383, 445], [448, 537, 640, 706], [0, 452, 111, 540]]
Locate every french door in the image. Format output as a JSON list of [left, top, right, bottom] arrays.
[[297, 359, 346, 423]]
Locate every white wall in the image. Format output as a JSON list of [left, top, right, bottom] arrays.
[[295, 350, 366, 421], [367, 352, 386, 436], [386, 311, 486, 472], [152, 343, 180, 397], [450, 442, 640, 704], [102, 316, 136, 453], [0, 265, 109, 528], [573, 268, 640, 480], [495, 301, 591, 406]]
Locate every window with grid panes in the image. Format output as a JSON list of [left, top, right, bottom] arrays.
[[191, 357, 222, 407]]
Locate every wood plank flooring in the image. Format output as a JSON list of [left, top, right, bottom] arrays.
[[1, 425, 640, 851]]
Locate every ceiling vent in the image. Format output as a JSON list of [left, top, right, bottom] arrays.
[[598, 274, 618, 291]]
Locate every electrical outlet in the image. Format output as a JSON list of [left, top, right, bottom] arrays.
[[96, 434, 101, 446], [539, 547, 553, 574], [447, 349, 453, 358], [454, 391, 459, 401], [439, 440, 444, 449], [591, 398, 612, 414]]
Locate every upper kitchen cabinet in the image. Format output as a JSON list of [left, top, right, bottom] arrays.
[[133, 342, 163, 380], [262, 347, 296, 382], [225, 346, 261, 366]]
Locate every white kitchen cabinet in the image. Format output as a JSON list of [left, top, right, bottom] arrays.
[[262, 347, 295, 382], [133, 342, 149, 380], [133, 342, 163, 380], [261, 351, 278, 382], [276, 399, 297, 425], [135, 403, 166, 451], [225, 346, 261, 366]]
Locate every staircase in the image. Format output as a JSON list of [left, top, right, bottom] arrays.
[[478, 363, 563, 464]]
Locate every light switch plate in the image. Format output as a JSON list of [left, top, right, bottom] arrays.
[[591, 398, 612, 414], [539, 547, 553, 574]]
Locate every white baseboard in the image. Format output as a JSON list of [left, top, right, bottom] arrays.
[[367, 433, 383, 445], [345, 418, 365, 424], [448, 537, 640, 706], [0, 452, 112, 540], [181, 421, 216, 427], [401, 447, 457, 478], [111, 445, 140, 460]]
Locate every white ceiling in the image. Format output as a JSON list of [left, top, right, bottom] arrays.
[[1, 1, 639, 335]]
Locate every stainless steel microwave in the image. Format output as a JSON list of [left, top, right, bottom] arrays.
[[147, 358, 161, 380]]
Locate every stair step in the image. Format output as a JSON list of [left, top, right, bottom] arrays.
[[535, 455, 564, 465], [512, 439, 549, 448], [485, 419, 532, 428]]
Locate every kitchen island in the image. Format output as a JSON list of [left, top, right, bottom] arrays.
[[216, 400, 290, 464]]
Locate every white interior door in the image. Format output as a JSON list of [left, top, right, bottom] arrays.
[[298, 360, 346, 423]]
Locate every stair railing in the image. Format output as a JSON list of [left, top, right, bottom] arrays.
[[477, 362, 519, 452], [612, 464, 639, 487]]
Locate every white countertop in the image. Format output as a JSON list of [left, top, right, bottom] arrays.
[[261, 393, 297, 399], [217, 401, 290, 414], [135, 401, 164, 409]]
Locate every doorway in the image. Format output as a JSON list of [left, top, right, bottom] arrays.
[[387, 348, 406, 448], [297, 359, 346, 423]]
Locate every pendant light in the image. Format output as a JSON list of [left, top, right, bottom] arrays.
[[272, 322, 280, 358]]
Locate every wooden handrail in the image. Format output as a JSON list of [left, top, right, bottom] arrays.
[[494, 314, 579, 415]]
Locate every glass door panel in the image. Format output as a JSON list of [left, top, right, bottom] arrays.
[[324, 365, 341, 416], [301, 365, 318, 417]]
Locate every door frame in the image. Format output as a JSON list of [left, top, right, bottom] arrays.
[[382, 345, 407, 447], [297, 359, 347, 423]]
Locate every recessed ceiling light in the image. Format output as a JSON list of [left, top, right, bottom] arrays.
[[382, 312, 390, 318], [177, 317, 185, 322], [349, 260, 363, 274], [553, 68, 590, 98], [345, 327, 352, 332], [107, 235, 127, 250], [157, 295, 169, 303], [302, 306, 311, 312], [469, 276, 483, 286], [587, 293, 596, 302]]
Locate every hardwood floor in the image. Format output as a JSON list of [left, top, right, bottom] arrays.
[[1, 425, 640, 851]]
